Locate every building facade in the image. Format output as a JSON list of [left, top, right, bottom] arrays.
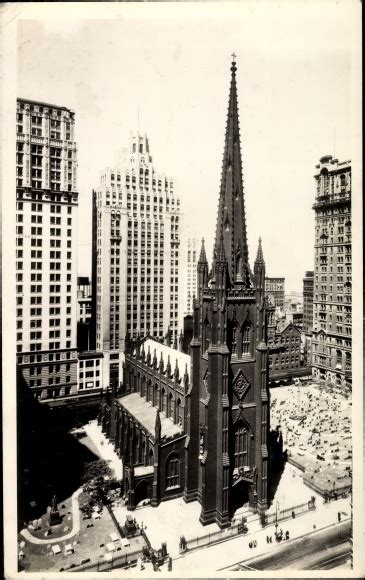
[[99, 337, 188, 509], [311, 156, 351, 389], [303, 271, 314, 334], [99, 58, 270, 529], [183, 237, 199, 315], [16, 98, 79, 401], [268, 323, 303, 382], [92, 134, 181, 389], [78, 350, 104, 394], [77, 277, 92, 324], [265, 277, 285, 307]]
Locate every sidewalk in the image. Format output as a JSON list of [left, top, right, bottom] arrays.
[[20, 488, 82, 545], [170, 497, 350, 574], [83, 420, 123, 480]]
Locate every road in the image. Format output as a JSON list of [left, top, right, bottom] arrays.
[[227, 520, 351, 571]]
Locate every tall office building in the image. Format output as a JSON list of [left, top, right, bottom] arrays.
[[16, 98, 78, 400], [311, 155, 351, 389], [265, 277, 285, 307], [183, 236, 199, 315], [93, 133, 180, 388], [303, 270, 314, 334]]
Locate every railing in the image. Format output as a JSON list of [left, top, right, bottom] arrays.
[[262, 499, 315, 527], [67, 546, 142, 572], [180, 499, 316, 555]]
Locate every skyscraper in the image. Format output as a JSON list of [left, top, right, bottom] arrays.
[[92, 133, 181, 388], [16, 98, 78, 400], [303, 270, 314, 334], [184, 57, 270, 526], [182, 236, 199, 316], [311, 155, 351, 389]]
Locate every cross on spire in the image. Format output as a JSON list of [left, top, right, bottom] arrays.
[[231, 52, 236, 62]]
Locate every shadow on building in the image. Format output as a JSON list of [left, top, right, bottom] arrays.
[[17, 369, 99, 530]]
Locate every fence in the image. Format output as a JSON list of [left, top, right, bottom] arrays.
[[67, 546, 142, 573], [182, 511, 257, 552], [261, 498, 315, 527], [106, 504, 125, 538], [182, 499, 316, 554]]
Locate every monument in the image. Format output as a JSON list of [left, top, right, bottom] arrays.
[[49, 494, 62, 526]]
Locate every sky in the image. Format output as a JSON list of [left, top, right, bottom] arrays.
[[16, 2, 359, 292]]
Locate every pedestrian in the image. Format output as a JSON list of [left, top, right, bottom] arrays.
[[338, 512, 341, 522], [249, 542, 252, 549], [266, 535, 269, 543], [291, 510, 295, 519]]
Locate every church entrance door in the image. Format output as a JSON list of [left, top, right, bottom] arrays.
[[134, 479, 149, 507], [230, 478, 250, 516]]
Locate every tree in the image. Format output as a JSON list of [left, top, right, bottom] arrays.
[[80, 460, 118, 511]]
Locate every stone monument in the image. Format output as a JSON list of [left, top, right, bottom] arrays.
[[49, 494, 62, 526]]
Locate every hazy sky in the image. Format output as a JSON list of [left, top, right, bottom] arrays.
[[17, 2, 358, 292]]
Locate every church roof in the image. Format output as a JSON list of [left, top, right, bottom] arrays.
[[214, 56, 251, 287], [144, 338, 191, 382], [117, 392, 183, 439]]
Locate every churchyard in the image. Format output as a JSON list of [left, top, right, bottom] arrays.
[[270, 382, 352, 496], [18, 426, 146, 572]]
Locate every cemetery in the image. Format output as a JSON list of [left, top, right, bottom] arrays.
[[270, 382, 352, 496]]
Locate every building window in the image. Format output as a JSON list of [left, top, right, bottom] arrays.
[[242, 324, 250, 354], [166, 453, 180, 489], [234, 422, 249, 468]]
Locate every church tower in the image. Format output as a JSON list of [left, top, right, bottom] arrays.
[[184, 56, 270, 528]]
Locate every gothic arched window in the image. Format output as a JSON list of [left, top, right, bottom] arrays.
[[204, 316, 211, 352], [149, 448, 154, 466], [166, 453, 180, 489], [161, 388, 167, 414], [234, 422, 249, 469], [232, 324, 238, 355], [176, 398, 182, 425], [242, 323, 251, 354], [153, 384, 158, 406]]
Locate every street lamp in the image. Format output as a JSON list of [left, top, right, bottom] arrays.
[[275, 501, 280, 538]]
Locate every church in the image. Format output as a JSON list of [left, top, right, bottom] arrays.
[[98, 56, 271, 528]]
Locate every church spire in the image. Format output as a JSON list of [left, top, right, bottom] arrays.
[[254, 236, 265, 289], [198, 237, 207, 264], [255, 236, 264, 265], [214, 55, 251, 287]]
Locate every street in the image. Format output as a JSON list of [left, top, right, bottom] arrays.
[[227, 520, 351, 571]]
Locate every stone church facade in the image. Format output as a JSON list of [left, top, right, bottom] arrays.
[[99, 57, 270, 528]]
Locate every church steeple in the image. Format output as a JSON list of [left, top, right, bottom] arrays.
[[254, 236, 265, 290], [214, 55, 251, 288]]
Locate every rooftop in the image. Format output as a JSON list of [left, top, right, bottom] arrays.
[[117, 392, 183, 439], [144, 338, 191, 382], [17, 97, 74, 113]]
